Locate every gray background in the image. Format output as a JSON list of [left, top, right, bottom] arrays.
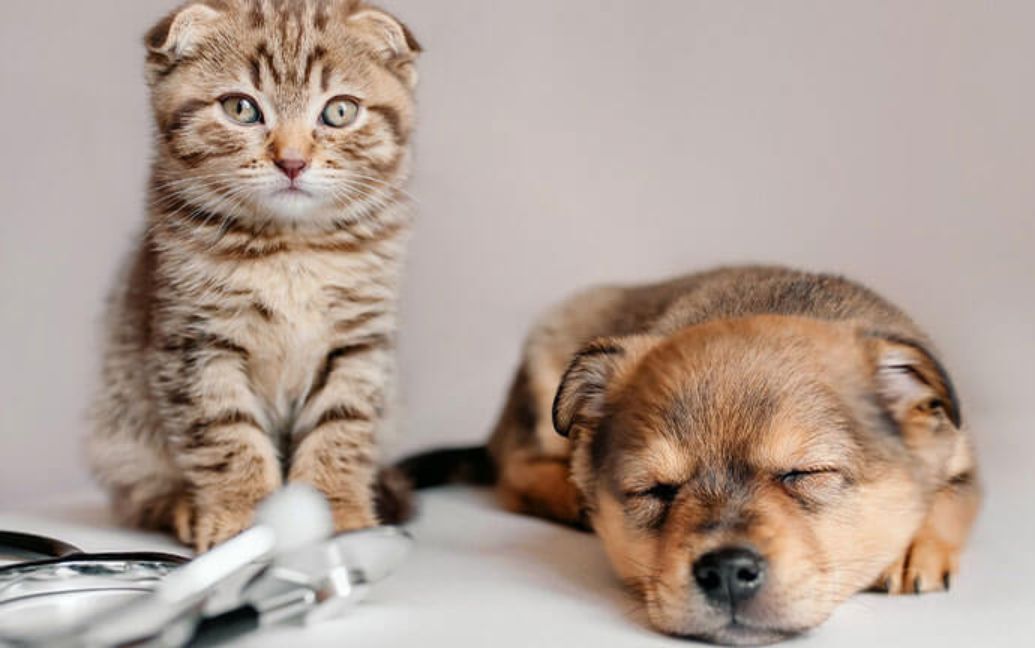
[[1, 0, 1032, 515], [3, 2, 1034, 645]]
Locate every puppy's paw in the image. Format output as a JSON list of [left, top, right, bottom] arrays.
[[874, 533, 959, 595]]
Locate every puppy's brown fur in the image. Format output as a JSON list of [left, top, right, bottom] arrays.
[[405, 266, 979, 645]]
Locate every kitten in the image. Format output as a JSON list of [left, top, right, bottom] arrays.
[[88, 0, 421, 551]]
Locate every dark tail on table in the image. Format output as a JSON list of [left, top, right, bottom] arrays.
[[395, 445, 497, 490]]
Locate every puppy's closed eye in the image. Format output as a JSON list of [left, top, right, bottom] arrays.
[[632, 483, 680, 502], [625, 483, 680, 528], [779, 469, 847, 507]]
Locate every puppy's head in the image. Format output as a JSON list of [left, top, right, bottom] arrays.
[[553, 316, 964, 645]]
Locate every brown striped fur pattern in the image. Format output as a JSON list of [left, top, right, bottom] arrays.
[[88, 0, 421, 551]]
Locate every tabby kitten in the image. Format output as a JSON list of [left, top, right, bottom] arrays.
[[88, 0, 421, 551]]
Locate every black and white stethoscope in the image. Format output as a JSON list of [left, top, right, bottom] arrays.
[[0, 487, 411, 648]]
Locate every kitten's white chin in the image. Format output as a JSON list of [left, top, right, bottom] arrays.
[[260, 190, 327, 222]]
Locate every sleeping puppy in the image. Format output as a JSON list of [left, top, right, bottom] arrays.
[[401, 266, 980, 645]]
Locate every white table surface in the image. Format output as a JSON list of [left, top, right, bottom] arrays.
[[3, 407, 1033, 648]]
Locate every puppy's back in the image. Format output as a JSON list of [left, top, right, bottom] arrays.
[[650, 266, 925, 342], [547, 266, 925, 347]]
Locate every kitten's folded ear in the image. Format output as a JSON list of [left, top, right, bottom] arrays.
[[345, 5, 422, 87], [867, 333, 961, 430], [145, 2, 223, 82], [553, 336, 661, 438]]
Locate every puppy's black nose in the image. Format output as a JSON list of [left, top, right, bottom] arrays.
[[693, 547, 766, 606]]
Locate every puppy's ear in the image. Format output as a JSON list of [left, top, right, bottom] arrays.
[[145, 2, 223, 82], [868, 334, 961, 429], [345, 5, 422, 87], [553, 336, 660, 438]]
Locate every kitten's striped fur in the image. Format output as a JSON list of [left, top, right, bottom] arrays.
[[89, 0, 421, 550]]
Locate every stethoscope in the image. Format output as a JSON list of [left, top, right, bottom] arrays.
[[0, 533, 188, 644], [0, 487, 412, 647]]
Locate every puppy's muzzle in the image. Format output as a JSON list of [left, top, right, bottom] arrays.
[[692, 547, 767, 607]]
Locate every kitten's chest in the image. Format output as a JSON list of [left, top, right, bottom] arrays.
[[221, 252, 393, 419]]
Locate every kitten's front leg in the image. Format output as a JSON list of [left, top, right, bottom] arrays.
[[290, 341, 391, 531], [157, 334, 281, 551]]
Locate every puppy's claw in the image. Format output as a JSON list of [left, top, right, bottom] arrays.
[[874, 535, 960, 595], [874, 560, 904, 595]]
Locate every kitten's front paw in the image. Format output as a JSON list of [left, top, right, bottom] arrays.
[[287, 470, 378, 532], [329, 501, 378, 533], [173, 494, 260, 552], [874, 532, 959, 594]]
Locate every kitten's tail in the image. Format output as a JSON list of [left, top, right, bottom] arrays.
[[373, 465, 417, 525], [395, 446, 497, 490]]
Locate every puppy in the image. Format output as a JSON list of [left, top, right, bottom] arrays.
[[401, 266, 980, 645]]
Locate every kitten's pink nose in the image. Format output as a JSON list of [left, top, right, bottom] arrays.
[[275, 154, 308, 181]]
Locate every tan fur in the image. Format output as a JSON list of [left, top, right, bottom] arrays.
[[485, 266, 980, 644], [89, 0, 420, 551]]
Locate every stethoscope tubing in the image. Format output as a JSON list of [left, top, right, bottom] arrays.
[[0, 531, 83, 563]]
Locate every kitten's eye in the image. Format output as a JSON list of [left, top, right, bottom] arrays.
[[321, 96, 361, 128], [220, 95, 263, 125]]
